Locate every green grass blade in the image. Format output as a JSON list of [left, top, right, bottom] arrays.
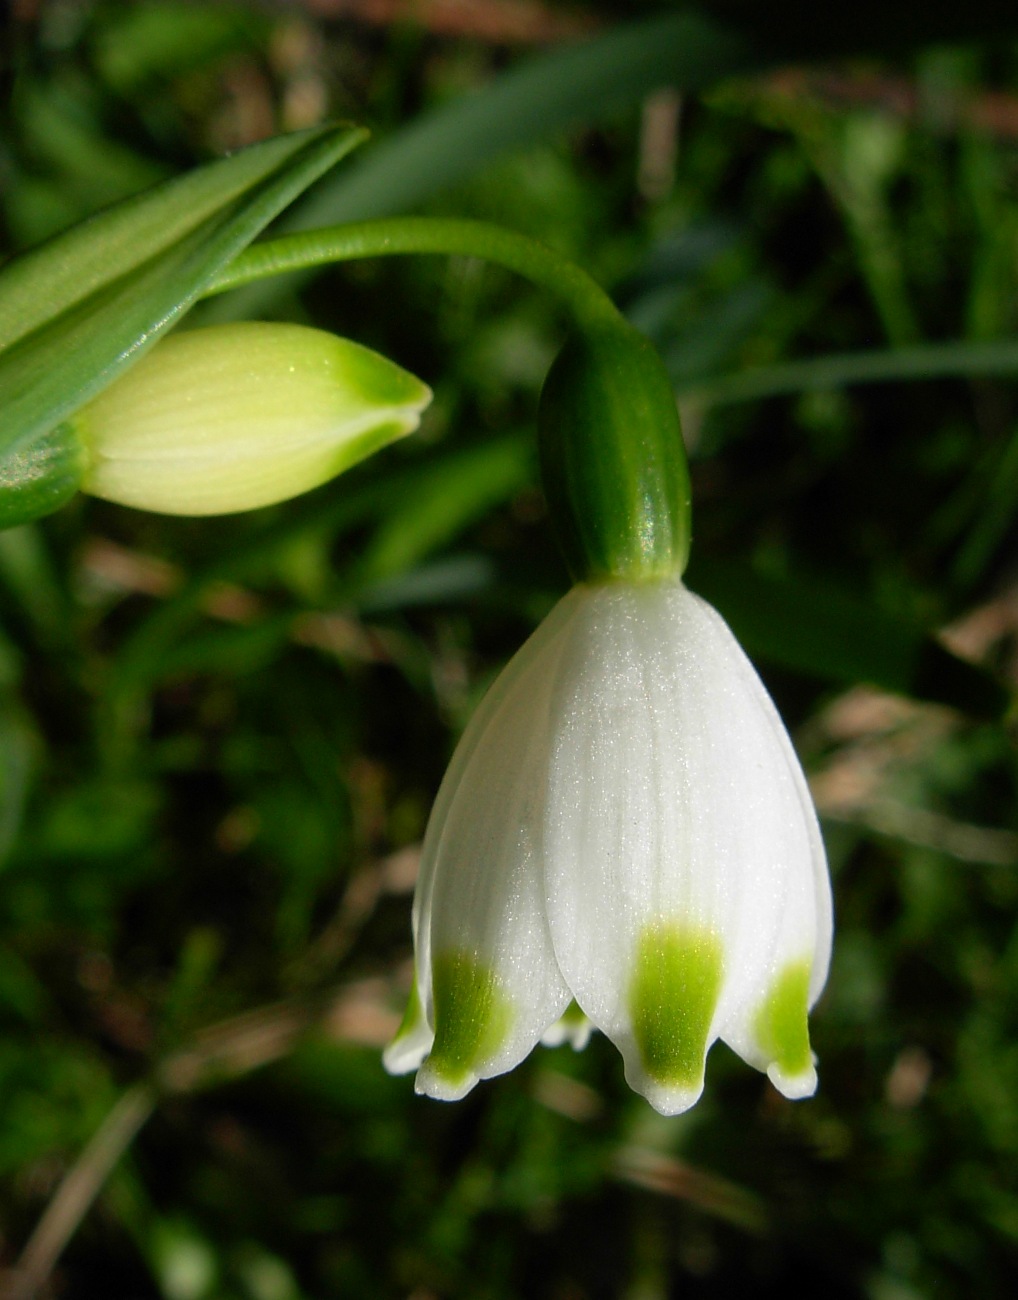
[[0, 124, 366, 460], [683, 337, 1018, 406], [205, 14, 751, 320], [292, 14, 749, 229]]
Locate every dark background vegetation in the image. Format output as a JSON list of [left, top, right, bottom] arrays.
[[2, 2, 1018, 1297]]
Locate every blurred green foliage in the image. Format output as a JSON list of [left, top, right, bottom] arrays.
[[2, 2, 1018, 1298]]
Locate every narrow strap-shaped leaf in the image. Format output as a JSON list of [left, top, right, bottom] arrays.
[[0, 123, 366, 461], [203, 13, 751, 320], [290, 14, 750, 231]]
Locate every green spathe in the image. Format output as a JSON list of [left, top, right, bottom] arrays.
[[0, 423, 85, 530], [754, 959, 814, 1080], [426, 950, 514, 1090], [629, 920, 723, 1090], [393, 970, 427, 1044], [73, 322, 431, 516], [538, 322, 691, 584], [0, 125, 366, 500]]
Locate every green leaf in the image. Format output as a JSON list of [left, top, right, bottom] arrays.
[[294, 15, 748, 226], [689, 558, 1009, 719], [204, 13, 751, 319], [0, 123, 366, 464]]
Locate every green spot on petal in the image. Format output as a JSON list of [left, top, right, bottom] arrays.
[[629, 921, 723, 1089], [754, 960, 813, 1078], [383, 969, 434, 1076], [427, 951, 513, 1088], [394, 970, 426, 1042]]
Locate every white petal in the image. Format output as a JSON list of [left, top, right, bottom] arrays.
[[381, 971, 432, 1075], [542, 578, 832, 1114], [540, 1003, 594, 1051], [680, 594, 830, 1098], [395, 592, 582, 1100]]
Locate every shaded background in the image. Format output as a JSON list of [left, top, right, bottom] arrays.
[[2, 2, 1018, 1296]]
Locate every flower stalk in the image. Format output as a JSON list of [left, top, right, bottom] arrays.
[[202, 217, 623, 333]]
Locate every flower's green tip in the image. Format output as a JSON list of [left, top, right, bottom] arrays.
[[414, 950, 513, 1101], [626, 920, 723, 1114], [382, 971, 432, 1076], [755, 959, 818, 1100], [71, 322, 431, 517]]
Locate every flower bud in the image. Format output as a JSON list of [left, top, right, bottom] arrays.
[[72, 322, 431, 515], [538, 322, 690, 584]]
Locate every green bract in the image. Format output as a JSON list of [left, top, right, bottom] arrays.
[[537, 323, 691, 584], [0, 424, 86, 531], [0, 123, 365, 529]]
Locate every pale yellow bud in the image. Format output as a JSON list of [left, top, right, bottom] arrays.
[[73, 322, 431, 515]]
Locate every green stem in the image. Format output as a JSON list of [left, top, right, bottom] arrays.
[[201, 217, 623, 332], [203, 216, 691, 579]]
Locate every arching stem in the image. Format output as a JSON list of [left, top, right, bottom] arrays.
[[202, 216, 623, 333]]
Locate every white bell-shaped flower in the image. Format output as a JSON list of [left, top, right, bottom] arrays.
[[384, 575, 832, 1115]]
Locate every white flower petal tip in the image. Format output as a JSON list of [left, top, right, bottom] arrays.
[[389, 575, 833, 1114], [382, 975, 433, 1077], [751, 959, 820, 1102], [623, 1065, 706, 1118], [766, 1060, 818, 1102], [401, 948, 545, 1104], [541, 1003, 594, 1052], [414, 1064, 479, 1103], [610, 919, 721, 1116]]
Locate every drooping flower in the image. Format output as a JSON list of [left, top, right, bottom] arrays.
[[71, 322, 430, 515], [385, 320, 832, 1114], [384, 574, 832, 1114]]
